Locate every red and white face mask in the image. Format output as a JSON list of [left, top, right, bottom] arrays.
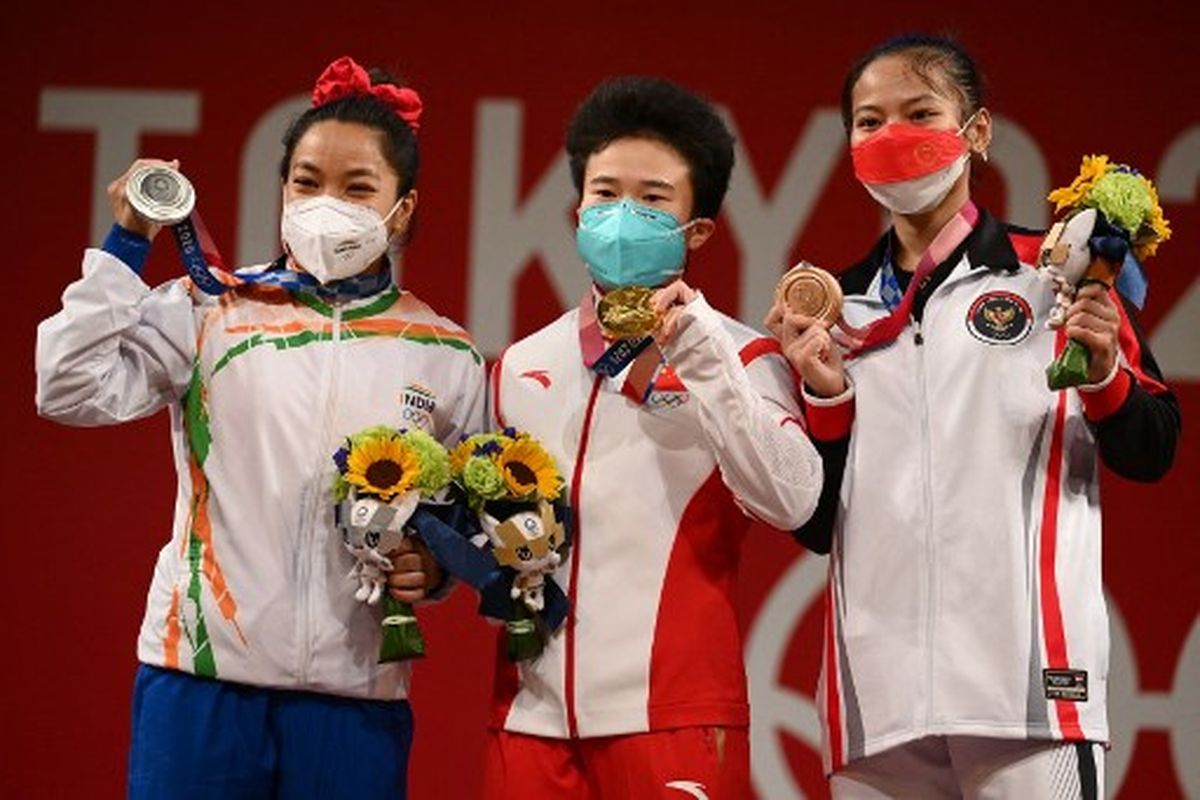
[[851, 112, 979, 214]]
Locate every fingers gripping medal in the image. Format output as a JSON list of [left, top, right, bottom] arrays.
[[775, 262, 844, 325], [124, 165, 233, 295]]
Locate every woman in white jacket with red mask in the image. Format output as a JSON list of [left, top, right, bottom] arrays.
[[767, 34, 1179, 798]]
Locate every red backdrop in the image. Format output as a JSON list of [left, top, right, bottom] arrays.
[[3, 2, 1196, 798]]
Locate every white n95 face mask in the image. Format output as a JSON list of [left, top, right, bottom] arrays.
[[280, 195, 401, 284]]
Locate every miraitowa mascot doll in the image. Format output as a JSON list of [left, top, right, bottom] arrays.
[[1039, 155, 1171, 389], [451, 430, 571, 661], [331, 426, 453, 661]]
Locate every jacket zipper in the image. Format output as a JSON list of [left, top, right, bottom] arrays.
[[913, 319, 937, 727], [297, 305, 344, 683], [564, 375, 603, 737]]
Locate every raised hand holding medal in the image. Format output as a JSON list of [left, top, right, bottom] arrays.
[[118, 159, 237, 295], [775, 261, 844, 325], [109, 158, 183, 239], [766, 262, 849, 398]]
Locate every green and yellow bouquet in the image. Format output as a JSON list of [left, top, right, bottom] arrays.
[[451, 428, 569, 661], [332, 425, 451, 661], [1039, 155, 1171, 389]]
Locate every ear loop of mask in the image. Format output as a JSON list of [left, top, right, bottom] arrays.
[[958, 108, 985, 157], [383, 193, 414, 287], [382, 193, 412, 236]]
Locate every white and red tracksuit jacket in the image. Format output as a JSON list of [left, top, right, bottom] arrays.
[[36, 250, 486, 700], [796, 210, 1180, 773], [489, 292, 823, 738]]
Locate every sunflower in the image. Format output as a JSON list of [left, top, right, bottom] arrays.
[[497, 438, 562, 501], [344, 433, 420, 500], [449, 438, 475, 475], [1135, 177, 1172, 260], [1048, 154, 1111, 213]]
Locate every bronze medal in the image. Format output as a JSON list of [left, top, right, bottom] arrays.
[[596, 286, 661, 340], [775, 262, 843, 325]]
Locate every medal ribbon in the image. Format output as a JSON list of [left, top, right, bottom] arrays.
[[578, 291, 664, 402], [170, 213, 391, 302], [171, 213, 241, 295], [579, 291, 655, 376], [843, 200, 978, 359]]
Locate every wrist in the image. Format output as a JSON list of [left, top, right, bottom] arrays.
[[100, 223, 152, 275], [802, 379, 855, 441], [1078, 362, 1131, 421], [805, 374, 847, 399]]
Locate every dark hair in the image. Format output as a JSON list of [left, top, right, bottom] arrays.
[[840, 34, 985, 134], [279, 67, 419, 197], [565, 76, 735, 220]]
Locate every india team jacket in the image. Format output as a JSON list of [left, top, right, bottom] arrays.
[[36, 249, 486, 700], [796, 211, 1180, 773], [490, 293, 823, 738]]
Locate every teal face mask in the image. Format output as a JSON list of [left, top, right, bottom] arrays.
[[575, 199, 690, 289]]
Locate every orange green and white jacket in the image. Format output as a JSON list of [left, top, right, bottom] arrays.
[[36, 248, 485, 700]]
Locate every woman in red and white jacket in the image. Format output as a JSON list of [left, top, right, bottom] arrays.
[[486, 76, 823, 800]]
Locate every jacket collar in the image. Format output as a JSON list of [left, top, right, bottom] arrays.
[[841, 208, 1024, 297]]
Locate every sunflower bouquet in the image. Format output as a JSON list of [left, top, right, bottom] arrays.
[[332, 425, 452, 662], [1039, 155, 1171, 389], [450, 429, 570, 660]]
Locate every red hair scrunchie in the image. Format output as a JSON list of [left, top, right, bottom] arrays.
[[311, 55, 423, 133]]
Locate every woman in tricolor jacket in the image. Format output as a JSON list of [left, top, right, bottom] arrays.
[[35, 57, 485, 799], [767, 35, 1180, 798]]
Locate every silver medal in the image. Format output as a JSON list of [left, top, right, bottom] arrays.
[[125, 165, 195, 226]]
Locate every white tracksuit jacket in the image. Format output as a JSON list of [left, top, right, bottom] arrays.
[[36, 250, 486, 700], [489, 293, 823, 738], [797, 211, 1180, 773]]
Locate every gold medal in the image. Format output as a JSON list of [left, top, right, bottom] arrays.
[[596, 286, 661, 339], [775, 262, 843, 325]]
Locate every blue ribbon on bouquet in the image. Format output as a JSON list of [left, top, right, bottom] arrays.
[[407, 506, 571, 632]]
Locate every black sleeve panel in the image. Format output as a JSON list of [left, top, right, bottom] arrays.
[[1092, 378, 1180, 482], [792, 434, 848, 555], [1091, 297, 1181, 482]]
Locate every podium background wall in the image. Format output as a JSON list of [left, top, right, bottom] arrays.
[[2, 2, 1196, 797]]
